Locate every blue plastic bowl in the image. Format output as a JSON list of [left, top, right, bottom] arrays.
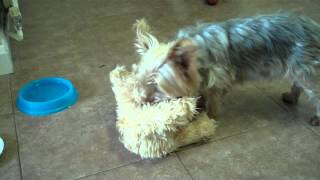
[[16, 77, 78, 116]]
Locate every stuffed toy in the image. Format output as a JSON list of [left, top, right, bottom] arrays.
[[110, 65, 216, 159]]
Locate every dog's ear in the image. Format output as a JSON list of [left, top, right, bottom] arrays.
[[167, 39, 197, 72], [157, 39, 200, 97], [133, 19, 159, 55]]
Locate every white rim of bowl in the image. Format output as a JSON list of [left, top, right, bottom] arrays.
[[0, 137, 4, 155]]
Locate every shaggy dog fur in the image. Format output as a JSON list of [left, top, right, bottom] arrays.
[[133, 12, 320, 126], [110, 66, 216, 159]]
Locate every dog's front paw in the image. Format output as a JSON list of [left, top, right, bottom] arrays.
[[310, 116, 320, 126], [282, 92, 298, 105]]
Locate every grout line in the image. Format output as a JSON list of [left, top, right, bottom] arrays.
[[267, 95, 289, 112], [78, 127, 257, 180], [254, 85, 320, 137], [73, 84, 312, 180], [173, 126, 275, 179], [175, 152, 194, 180], [73, 129, 259, 180], [253, 84, 296, 120], [296, 119, 320, 136], [210, 128, 255, 142], [253, 84, 289, 112], [72, 159, 142, 180], [8, 75, 24, 180], [306, 126, 320, 137], [176, 127, 256, 153], [292, 113, 320, 137], [74, 152, 200, 180]]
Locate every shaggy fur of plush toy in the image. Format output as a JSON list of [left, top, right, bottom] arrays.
[[110, 66, 216, 159]]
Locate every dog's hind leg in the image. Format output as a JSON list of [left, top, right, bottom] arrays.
[[296, 80, 320, 126], [282, 82, 304, 105], [310, 104, 320, 126], [303, 88, 320, 126], [281, 80, 320, 126]]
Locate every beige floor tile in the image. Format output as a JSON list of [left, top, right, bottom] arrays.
[[178, 122, 320, 180], [0, 114, 21, 180], [80, 155, 192, 180], [16, 95, 140, 180]]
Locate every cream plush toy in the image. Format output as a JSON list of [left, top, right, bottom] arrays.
[[110, 66, 216, 159]]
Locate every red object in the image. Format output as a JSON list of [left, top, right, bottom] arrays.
[[207, 0, 218, 5]]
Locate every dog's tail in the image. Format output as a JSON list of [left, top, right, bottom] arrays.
[[288, 15, 320, 81], [299, 15, 320, 41], [299, 15, 320, 66]]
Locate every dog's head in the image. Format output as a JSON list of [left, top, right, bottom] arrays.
[[133, 19, 202, 103]]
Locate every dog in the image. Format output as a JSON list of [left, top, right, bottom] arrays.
[[132, 12, 320, 126]]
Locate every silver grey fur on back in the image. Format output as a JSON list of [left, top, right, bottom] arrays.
[[177, 12, 320, 91]]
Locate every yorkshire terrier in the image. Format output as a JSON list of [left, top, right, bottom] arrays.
[[132, 12, 320, 126]]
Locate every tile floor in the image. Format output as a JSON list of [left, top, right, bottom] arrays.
[[1, 0, 320, 179]]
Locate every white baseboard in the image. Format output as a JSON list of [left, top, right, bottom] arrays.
[[0, 29, 13, 75]]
